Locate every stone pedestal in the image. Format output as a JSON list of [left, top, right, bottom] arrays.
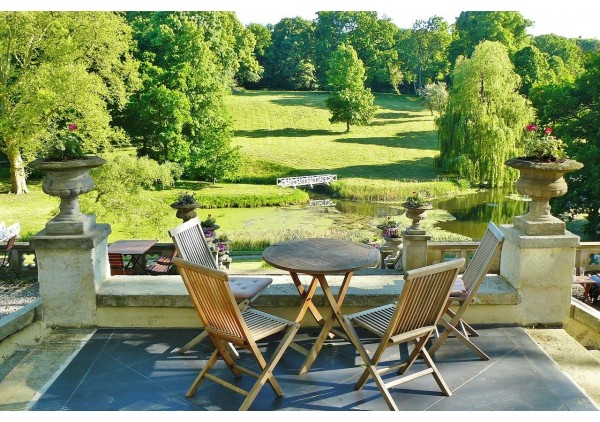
[[29, 224, 111, 328], [499, 224, 579, 326], [401, 231, 431, 271]]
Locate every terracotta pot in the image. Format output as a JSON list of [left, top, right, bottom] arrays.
[[29, 156, 105, 235], [505, 157, 583, 235], [403, 204, 433, 235]]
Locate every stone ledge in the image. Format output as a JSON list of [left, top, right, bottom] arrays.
[[97, 272, 518, 309]]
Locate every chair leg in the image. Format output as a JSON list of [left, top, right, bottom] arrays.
[[438, 318, 489, 360], [186, 349, 220, 397], [239, 323, 300, 411], [178, 331, 209, 354]]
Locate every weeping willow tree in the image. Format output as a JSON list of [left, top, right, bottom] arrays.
[[436, 41, 534, 187]]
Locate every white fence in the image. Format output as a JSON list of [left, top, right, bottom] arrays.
[[308, 199, 336, 207], [277, 174, 337, 188]]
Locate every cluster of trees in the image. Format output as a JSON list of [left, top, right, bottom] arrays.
[[1, 10, 599, 236]]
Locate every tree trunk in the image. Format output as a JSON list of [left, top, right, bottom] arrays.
[[8, 145, 29, 194], [346, 120, 350, 133]]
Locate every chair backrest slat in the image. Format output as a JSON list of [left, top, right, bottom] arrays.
[[461, 222, 505, 293], [388, 259, 465, 338], [169, 218, 218, 269], [173, 257, 248, 342]]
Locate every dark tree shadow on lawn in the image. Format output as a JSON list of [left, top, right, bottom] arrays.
[[235, 128, 336, 138], [332, 132, 438, 151]]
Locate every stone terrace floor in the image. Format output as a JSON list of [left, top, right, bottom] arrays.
[[0, 324, 598, 414]]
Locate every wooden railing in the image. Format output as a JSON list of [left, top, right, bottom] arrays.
[[3, 240, 600, 276]]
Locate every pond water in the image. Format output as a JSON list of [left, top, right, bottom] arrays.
[[331, 188, 528, 241]]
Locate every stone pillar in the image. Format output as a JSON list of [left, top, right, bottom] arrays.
[[499, 224, 579, 326], [401, 231, 431, 271], [30, 224, 111, 328]]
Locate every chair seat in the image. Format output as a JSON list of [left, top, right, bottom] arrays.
[[230, 276, 273, 300], [242, 308, 291, 340]]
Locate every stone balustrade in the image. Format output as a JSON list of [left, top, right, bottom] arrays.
[[3, 239, 599, 277]]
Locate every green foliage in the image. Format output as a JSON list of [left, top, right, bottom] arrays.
[[396, 16, 452, 93], [0, 11, 140, 193], [314, 12, 400, 92], [325, 44, 376, 132], [263, 17, 317, 90], [121, 12, 242, 182], [436, 41, 534, 187], [173, 192, 197, 206], [327, 180, 463, 202], [43, 123, 85, 161], [417, 82, 448, 115], [403, 190, 432, 208], [449, 11, 533, 65], [547, 53, 600, 238]]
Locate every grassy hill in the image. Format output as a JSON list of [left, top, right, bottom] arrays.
[[227, 91, 443, 184]]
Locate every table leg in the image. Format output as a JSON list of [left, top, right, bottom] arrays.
[[290, 272, 326, 324], [297, 272, 354, 375]]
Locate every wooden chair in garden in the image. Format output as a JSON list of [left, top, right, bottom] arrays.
[[108, 252, 134, 276], [169, 218, 273, 354], [428, 221, 505, 361], [343, 258, 465, 411], [172, 257, 299, 411]]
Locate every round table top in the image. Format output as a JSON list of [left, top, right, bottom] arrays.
[[262, 238, 381, 275]]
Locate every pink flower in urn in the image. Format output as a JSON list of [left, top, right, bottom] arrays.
[[544, 127, 553, 135], [68, 123, 78, 131], [203, 229, 214, 238]]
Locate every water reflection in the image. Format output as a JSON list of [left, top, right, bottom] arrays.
[[433, 189, 527, 240], [326, 189, 528, 241]]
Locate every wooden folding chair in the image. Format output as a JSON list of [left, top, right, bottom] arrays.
[[169, 217, 273, 354], [172, 257, 299, 411], [343, 258, 465, 411], [428, 221, 505, 360]]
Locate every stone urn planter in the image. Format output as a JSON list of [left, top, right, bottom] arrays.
[[403, 204, 433, 235], [29, 156, 106, 235], [505, 157, 583, 235], [170, 202, 201, 223]]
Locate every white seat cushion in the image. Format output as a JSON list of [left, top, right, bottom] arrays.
[[229, 276, 273, 300]]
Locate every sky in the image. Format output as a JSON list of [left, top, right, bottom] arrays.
[[8, 0, 600, 40]]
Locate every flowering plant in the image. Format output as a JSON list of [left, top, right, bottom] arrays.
[[384, 227, 401, 238], [45, 123, 85, 161], [377, 216, 399, 231], [403, 190, 432, 208], [522, 124, 567, 162], [201, 214, 217, 228], [173, 192, 197, 206]]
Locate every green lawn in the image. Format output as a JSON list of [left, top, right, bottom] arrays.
[[227, 91, 441, 184]]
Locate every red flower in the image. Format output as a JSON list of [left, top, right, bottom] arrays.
[[526, 124, 538, 132], [544, 127, 553, 135], [68, 124, 78, 131]]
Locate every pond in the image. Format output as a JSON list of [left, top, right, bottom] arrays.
[[332, 188, 528, 241]]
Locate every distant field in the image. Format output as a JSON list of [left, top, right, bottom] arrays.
[[226, 91, 442, 184]]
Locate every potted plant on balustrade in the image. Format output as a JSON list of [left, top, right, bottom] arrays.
[[171, 192, 201, 223], [402, 190, 433, 235], [201, 214, 220, 239], [29, 123, 105, 236], [505, 124, 584, 236]]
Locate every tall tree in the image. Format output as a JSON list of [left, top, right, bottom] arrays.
[[437, 41, 534, 187], [120, 12, 241, 182], [396, 16, 451, 94], [245, 23, 272, 88], [545, 53, 600, 238], [0, 11, 140, 194], [314, 11, 400, 92], [264, 17, 316, 90], [325, 43, 376, 132], [448, 11, 533, 65]]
